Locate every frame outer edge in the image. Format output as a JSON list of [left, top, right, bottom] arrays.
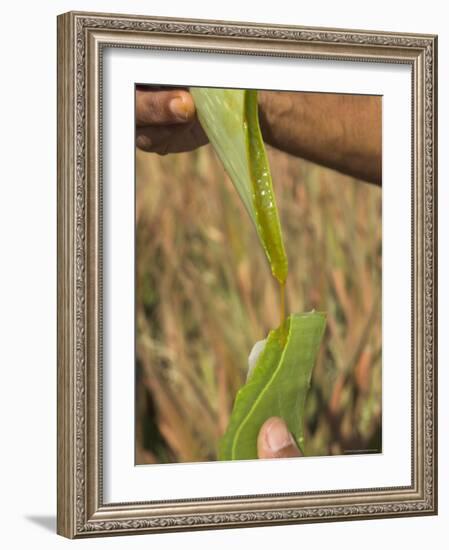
[[56, 10, 438, 537], [428, 36, 437, 515], [57, 12, 76, 539]]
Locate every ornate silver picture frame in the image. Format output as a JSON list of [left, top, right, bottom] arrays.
[[57, 11, 437, 538]]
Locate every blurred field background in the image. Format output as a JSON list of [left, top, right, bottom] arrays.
[[135, 115, 382, 464]]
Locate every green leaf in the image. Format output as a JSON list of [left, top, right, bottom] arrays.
[[190, 87, 288, 285], [219, 312, 326, 461], [190, 87, 325, 460]]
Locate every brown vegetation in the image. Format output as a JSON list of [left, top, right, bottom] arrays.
[[135, 142, 382, 463]]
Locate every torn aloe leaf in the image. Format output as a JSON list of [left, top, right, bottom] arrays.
[[191, 87, 325, 460], [190, 87, 288, 285], [219, 312, 326, 461]]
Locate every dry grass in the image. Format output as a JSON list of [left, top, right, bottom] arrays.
[[135, 140, 382, 464]]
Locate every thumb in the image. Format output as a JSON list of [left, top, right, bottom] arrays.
[[136, 89, 196, 126], [257, 417, 303, 459]]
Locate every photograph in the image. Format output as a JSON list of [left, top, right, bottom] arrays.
[[135, 85, 382, 465], [56, 11, 437, 537], [0, 0, 444, 545]]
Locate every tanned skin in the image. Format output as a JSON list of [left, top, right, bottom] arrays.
[[136, 87, 381, 185]]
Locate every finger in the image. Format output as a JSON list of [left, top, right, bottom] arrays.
[[136, 125, 177, 152], [257, 417, 303, 459], [136, 89, 196, 126], [136, 123, 208, 154]]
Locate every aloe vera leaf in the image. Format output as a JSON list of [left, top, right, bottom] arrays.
[[190, 87, 288, 285], [218, 312, 326, 461]]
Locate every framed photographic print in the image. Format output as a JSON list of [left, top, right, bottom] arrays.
[[57, 11, 438, 538]]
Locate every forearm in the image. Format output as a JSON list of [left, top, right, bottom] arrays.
[[258, 91, 382, 185]]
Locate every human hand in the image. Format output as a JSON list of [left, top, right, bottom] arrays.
[[257, 416, 302, 459], [135, 86, 208, 155]]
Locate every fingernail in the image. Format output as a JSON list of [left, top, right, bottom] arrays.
[[265, 418, 293, 452], [169, 97, 189, 121]]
